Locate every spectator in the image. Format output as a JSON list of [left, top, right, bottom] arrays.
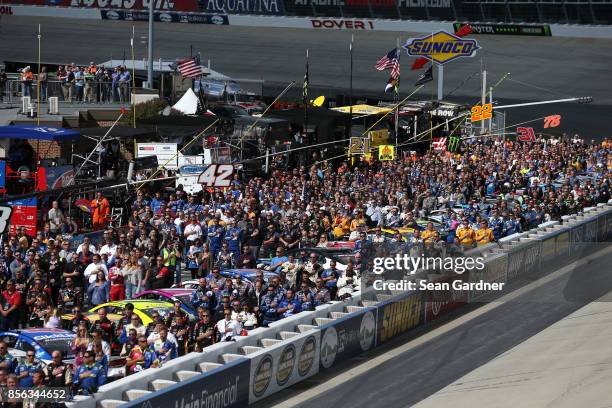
[[20, 66, 33, 98], [91, 192, 110, 231], [88, 270, 110, 307], [15, 350, 44, 387], [1, 280, 21, 330], [44, 350, 72, 388], [216, 309, 241, 341], [73, 351, 104, 395]]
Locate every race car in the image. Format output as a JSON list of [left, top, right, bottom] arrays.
[[259, 248, 349, 271], [0, 328, 75, 364], [133, 289, 198, 319], [220, 268, 279, 283], [62, 300, 177, 327]]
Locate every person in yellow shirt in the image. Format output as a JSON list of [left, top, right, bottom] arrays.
[[474, 220, 494, 246], [332, 211, 350, 238], [455, 219, 475, 247], [420, 222, 437, 244], [350, 210, 367, 232]]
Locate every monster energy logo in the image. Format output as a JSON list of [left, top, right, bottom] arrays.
[[447, 135, 461, 152]]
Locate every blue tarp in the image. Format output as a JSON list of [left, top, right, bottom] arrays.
[[0, 125, 80, 142]]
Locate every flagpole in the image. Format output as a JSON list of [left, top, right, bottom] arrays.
[[349, 35, 353, 139], [131, 26, 136, 129], [394, 37, 400, 149], [304, 48, 309, 142], [37, 24, 41, 126], [436, 31, 443, 100]]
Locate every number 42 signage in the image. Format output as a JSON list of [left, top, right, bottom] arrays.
[[198, 164, 234, 187]]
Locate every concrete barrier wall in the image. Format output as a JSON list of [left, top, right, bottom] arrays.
[[5, 6, 612, 39]]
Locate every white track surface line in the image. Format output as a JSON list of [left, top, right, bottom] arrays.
[[269, 244, 612, 408]]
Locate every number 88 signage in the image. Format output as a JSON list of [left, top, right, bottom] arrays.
[[198, 164, 234, 187]]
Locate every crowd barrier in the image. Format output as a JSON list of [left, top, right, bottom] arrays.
[[81, 200, 612, 408]]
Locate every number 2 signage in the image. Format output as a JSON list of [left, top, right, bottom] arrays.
[[198, 164, 234, 187]]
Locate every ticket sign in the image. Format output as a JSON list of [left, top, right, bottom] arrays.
[[403, 30, 479, 65]]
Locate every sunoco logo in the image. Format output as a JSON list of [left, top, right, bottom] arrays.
[[276, 344, 296, 386], [298, 336, 316, 376], [403, 30, 480, 65], [320, 327, 338, 369], [359, 311, 375, 351], [252, 355, 273, 397]]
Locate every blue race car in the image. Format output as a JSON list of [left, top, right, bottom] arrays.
[[0, 328, 76, 364]]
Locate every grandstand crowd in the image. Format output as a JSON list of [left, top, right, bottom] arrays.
[[0, 135, 608, 398]]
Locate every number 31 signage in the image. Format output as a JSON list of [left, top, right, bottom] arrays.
[[198, 164, 234, 187]]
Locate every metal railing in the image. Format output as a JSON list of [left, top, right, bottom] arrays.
[[2, 79, 132, 105]]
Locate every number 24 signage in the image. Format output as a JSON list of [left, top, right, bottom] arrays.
[[198, 164, 234, 187]]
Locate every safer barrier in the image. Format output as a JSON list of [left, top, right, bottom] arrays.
[[79, 202, 611, 408]]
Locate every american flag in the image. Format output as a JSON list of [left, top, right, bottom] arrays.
[[375, 48, 400, 79], [177, 56, 203, 78]]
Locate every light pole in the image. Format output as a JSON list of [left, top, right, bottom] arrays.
[[147, 0, 154, 88]]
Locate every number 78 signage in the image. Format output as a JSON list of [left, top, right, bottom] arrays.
[[198, 164, 234, 187]]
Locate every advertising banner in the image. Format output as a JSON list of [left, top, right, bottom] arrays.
[[319, 308, 376, 370], [375, 291, 425, 345], [540, 231, 558, 264], [403, 30, 480, 65], [101, 9, 229, 23], [136, 143, 179, 169], [453, 22, 552, 36], [199, 0, 284, 14], [122, 358, 251, 408], [0, 160, 5, 189], [555, 229, 570, 258], [584, 218, 598, 243], [467, 252, 507, 303], [569, 221, 586, 257], [607, 210, 612, 240], [506, 239, 541, 281], [22, 0, 199, 11], [43, 165, 75, 190], [7, 198, 37, 237], [597, 210, 610, 242], [249, 331, 320, 403], [425, 272, 468, 321]]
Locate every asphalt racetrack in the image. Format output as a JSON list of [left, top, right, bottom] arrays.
[[261, 245, 612, 408], [1, 16, 611, 137]]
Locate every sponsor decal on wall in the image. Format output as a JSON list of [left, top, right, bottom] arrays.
[[310, 18, 374, 29], [249, 333, 320, 403], [201, 0, 284, 14], [376, 291, 424, 344], [22, 0, 199, 11], [101, 9, 229, 23]]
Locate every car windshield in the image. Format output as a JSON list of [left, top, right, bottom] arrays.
[[175, 294, 192, 306], [37, 338, 75, 359], [141, 307, 173, 320]]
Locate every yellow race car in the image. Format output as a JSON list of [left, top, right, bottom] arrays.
[[62, 300, 176, 326]]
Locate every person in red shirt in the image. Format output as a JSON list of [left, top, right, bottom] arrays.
[[1, 281, 22, 330], [108, 258, 126, 301]]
